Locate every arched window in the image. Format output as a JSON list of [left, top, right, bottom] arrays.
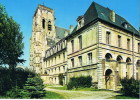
[[126, 57, 131, 63], [116, 55, 123, 62], [137, 60, 140, 66], [48, 21, 52, 31], [105, 53, 112, 61], [42, 19, 45, 29]]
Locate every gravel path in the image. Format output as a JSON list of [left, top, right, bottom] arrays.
[[45, 87, 120, 99]]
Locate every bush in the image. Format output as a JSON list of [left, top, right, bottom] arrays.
[[120, 78, 139, 97], [20, 75, 46, 99], [67, 76, 92, 90]]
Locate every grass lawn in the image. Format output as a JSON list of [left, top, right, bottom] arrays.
[[48, 85, 110, 91], [108, 95, 139, 99], [43, 91, 65, 99], [47, 85, 67, 90]]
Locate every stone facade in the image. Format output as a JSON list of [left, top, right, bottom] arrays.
[[30, 2, 140, 90]]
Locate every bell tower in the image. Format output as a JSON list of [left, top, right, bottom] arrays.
[[30, 4, 56, 74]]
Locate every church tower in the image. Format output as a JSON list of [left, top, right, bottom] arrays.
[[30, 5, 56, 74]]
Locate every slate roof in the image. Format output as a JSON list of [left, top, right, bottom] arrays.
[[71, 2, 140, 36], [55, 26, 69, 39]]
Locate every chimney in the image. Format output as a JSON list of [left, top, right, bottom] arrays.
[[70, 25, 74, 33], [64, 30, 68, 37], [110, 10, 115, 22]]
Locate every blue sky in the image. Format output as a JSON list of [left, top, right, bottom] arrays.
[[0, 0, 139, 67]]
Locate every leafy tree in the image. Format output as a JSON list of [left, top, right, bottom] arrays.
[[20, 75, 46, 99], [0, 4, 25, 68], [0, 67, 35, 96]]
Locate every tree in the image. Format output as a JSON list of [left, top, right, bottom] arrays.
[[0, 4, 25, 68], [20, 75, 46, 99]]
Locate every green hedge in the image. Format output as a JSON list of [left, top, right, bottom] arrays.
[[67, 76, 92, 90], [120, 78, 139, 97]]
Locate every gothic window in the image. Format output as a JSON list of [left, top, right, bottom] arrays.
[[118, 35, 121, 47], [78, 35, 82, 49], [127, 39, 130, 50], [42, 19, 45, 29], [88, 53, 92, 64], [71, 40, 74, 52], [78, 56, 82, 66], [48, 21, 52, 31], [106, 31, 110, 44]]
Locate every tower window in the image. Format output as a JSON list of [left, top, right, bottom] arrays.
[[48, 21, 52, 31], [42, 19, 45, 29]]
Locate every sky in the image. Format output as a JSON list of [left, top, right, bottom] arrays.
[[0, 0, 139, 67]]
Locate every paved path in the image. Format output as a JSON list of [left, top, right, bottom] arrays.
[[45, 87, 120, 99]]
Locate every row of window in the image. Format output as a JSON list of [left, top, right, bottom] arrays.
[[46, 53, 65, 67], [71, 35, 82, 52], [106, 31, 140, 52], [71, 52, 92, 67], [71, 32, 140, 53], [47, 66, 65, 75]]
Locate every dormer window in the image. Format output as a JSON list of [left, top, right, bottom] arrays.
[[76, 15, 84, 29], [122, 22, 128, 28], [110, 10, 115, 22]]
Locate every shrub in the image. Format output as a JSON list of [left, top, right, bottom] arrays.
[[20, 75, 46, 99], [120, 78, 139, 97], [67, 76, 92, 90]]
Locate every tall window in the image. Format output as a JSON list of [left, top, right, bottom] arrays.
[[127, 39, 130, 50], [71, 40, 74, 52], [63, 53, 65, 62], [118, 35, 121, 47], [42, 19, 45, 29], [138, 43, 140, 53], [88, 53, 92, 64], [78, 35, 82, 49], [78, 56, 82, 66], [48, 21, 52, 31], [106, 31, 110, 44], [71, 58, 74, 67]]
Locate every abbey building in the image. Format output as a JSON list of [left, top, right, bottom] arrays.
[[30, 2, 140, 90]]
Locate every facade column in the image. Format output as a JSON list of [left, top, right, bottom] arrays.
[[119, 62, 127, 79], [97, 22, 103, 89]]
